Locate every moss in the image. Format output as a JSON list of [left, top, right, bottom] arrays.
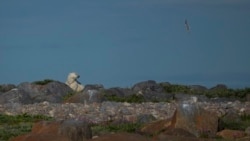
[[32, 79, 54, 85]]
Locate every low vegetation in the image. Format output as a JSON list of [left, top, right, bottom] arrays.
[[0, 114, 53, 141], [161, 84, 250, 101], [32, 79, 54, 85], [104, 94, 145, 103], [220, 113, 250, 131]]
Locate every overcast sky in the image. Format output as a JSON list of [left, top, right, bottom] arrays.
[[1, 0, 250, 88]]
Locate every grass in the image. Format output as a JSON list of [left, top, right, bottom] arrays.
[[0, 113, 53, 141]]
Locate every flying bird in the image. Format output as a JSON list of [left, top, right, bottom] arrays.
[[185, 19, 190, 32]]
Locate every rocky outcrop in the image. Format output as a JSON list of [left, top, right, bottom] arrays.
[[0, 84, 16, 93], [175, 102, 219, 137], [0, 81, 73, 104], [10, 120, 92, 141]]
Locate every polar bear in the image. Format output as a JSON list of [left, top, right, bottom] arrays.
[[65, 72, 84, 92]]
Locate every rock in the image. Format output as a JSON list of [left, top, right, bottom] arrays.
[[159, 128, 196, 137], [246, 126, 250, 136], [136, 114, 156, 124], [0, 81, 73, 104], [175, 102, 219, 137], [104, 87, 134, 98], [143, 92, 174, 102], [132, 80, 164, 93], [140, 112, 175, 135], [153, 134, 215, 141], [218, 111, 242, 131], [188, 85, 207, 92], [11, 120, 92, 141], [174, 93, 208, 102], [217, 129, 246, 140], [58, 120, 92, 140], [65, 85, 105, 104], [91, 132, 152, 141], [246, 94, 250, 101], [210, 84, 228, 91], [0, 84, 16, 93]]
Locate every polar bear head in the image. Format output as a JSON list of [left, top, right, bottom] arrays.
[[65, 72, 84, 92]]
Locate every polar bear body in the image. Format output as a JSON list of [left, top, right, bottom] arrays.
[[65, 72, 84, 92]]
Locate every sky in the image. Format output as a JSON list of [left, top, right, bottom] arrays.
[[1, 0, 250, 88]]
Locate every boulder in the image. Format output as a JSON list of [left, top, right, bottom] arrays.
[[0, 81, 73, 104], [65, 84, 105, 104], [0, 84, 16, 93], [132, 80, 164, 93], [104, 87, 134, 98], [136, 114, 156, 124], [143, 92, 174, 102], [140, 117, 174, 135], [174, 102, 219, 137], [11, 120, 92, 141], [217, 129, 246, 140]]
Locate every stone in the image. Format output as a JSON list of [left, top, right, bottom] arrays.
[[0, 84, 16, 93], [11, 120, 92, 141], [18, 81, 73, 104], [136, 114, 156, 124], [0, 81, 74, 104], [140, 111, 175, 135], [174, 102, 219, 137], [104, 87, 134, 98], [59, 120, 92, 140], [132, 80, 164, 94], [65, 89, 104, 104], [217, 129, 246, 140]]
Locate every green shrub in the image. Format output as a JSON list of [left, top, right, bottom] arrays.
[[32, 79, 54, 85]]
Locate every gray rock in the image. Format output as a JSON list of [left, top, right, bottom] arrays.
[[137, 114, 156, 124], [143, 92, 174, 102], [0, 84, 16, 93], [132, 80, 164, 93], [59, 120, 92, 141], [104, 87, 134, 97], [0, 81, 73, 104]]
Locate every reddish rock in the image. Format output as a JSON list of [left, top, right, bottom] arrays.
[[90, 132, 153, 141], [175, 103, 218, 137], [140, 111, 176, 135], [11, 120, 92, 141], [217, 129, 246, 140]]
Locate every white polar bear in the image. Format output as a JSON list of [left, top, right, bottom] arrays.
[[65, 72, 84, 92]]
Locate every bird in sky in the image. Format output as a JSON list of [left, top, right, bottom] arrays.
[[185, 19, 190, 32]]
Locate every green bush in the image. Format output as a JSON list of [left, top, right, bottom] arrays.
[[32, 79, 54, 85]]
